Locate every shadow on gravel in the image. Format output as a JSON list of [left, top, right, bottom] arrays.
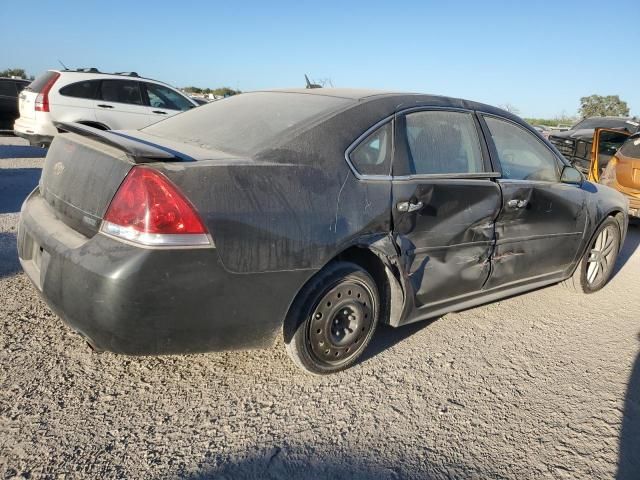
[[183, 447, 442, 480], [611, 225, 640, 281], [359, 320, 438, 364], [0, 145, 47, 159], [617, 333, 640, 479], [0, 232, 20, 279], [0, 167, 40, 214]]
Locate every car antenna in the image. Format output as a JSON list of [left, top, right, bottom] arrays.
[[58, 59, 69, 70], [305, 74, 322, 89]]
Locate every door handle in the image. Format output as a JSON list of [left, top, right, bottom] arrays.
[[97, 104, 113, 109], [152, 110, 167, 114], [507, 199, 528, 209], [397, 201, 424, 213]]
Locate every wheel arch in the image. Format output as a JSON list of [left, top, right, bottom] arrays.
[[282, 235, 406, 344], [570, 209, 626, 278], [75, 120, 110, 131]]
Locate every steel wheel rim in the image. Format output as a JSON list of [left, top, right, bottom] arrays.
[[586, 225, 618, 286], [307, 280, 374, 366]]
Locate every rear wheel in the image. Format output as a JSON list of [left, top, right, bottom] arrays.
[[285, 262, 379, 375], [564, 217, 621, 293]]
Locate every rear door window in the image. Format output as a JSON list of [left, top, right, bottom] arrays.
[[59, 80, 100, 99], [400, 110, 485, 175], [100, 80, 144, 105], [145, 83, 193, 111]]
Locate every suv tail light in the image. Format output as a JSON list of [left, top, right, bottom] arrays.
[[101, 167, 211, 247], [34, 72, 60, 112]]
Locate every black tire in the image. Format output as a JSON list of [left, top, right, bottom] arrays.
[[563, 217, 621, 293], [284, 262, 379, 375]]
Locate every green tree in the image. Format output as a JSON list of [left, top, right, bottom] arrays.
[[579, 95, 629, 118], [210, 87, 240, 97], [183, 86, 203, 94], [0, 68, 29, 79]]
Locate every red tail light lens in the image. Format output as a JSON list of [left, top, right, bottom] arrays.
[[102, 167, 211, 247], [34, 72, 60, 112]]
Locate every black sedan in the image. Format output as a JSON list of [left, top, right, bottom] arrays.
[[17, 89, 628, 374]]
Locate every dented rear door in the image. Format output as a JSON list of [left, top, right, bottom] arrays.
[[481, 115, 587, 289], [391, 109, 501, 309]]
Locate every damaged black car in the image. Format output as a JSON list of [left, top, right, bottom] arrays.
[[549, 116, 640, 173], [18, 89, 628, 374]]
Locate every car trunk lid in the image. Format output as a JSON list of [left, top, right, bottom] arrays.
[[39, 123, 239, 238], [40, 133, 136, 237]]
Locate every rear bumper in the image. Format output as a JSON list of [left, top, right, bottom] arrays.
[[17, 190, 310, 354], [14, 116, 57, 145]]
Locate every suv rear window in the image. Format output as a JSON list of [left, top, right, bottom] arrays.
[[27, 71, 58, 92], [59, 80, 100, 99], [142, 92, 352, 155]]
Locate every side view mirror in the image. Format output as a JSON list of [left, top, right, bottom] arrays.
[[561, 165, 583, 185]]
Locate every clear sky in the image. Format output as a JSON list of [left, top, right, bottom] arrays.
[[1, 0, 638, 118]]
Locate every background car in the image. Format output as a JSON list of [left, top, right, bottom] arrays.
[[0, 77, 30, 131], [17, 89, 628, 375], [590, 129, 640, 218], [532, 124, 552, 139], [13, 68, 198, 146], [549, 116, 640, 172]]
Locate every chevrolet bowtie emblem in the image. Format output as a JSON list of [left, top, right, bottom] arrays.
[[53, 162, 65, 176]]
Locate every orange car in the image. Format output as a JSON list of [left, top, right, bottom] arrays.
[[589, 128, 640, 218]]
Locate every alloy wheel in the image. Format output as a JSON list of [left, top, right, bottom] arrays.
[[586, 224, 619, 287]]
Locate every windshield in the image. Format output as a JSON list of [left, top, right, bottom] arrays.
[[572, 117, 640, 132], [143, 91, 353, 155]]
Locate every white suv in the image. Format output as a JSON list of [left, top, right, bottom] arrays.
[[14, 69, 198, 146]]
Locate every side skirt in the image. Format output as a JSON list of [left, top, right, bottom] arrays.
[[391, 273, 566, 327]]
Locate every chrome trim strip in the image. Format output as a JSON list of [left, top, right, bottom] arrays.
[[344, 106, 493, 181]]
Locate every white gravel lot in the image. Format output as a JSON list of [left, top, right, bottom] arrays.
[[0, 139, 639, 479]]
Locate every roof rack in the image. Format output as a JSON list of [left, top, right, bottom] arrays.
[[69, 67, 100, 73], [62, 68, 141, 78]]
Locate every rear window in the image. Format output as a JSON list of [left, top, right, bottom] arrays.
[[0, 80, 17, 96], [619, 135, 640, 159], [142, 92, 353, 155], [27, 71, 59, 92]]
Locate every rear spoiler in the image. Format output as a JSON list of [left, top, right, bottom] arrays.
[[54, 122, 192, 163]]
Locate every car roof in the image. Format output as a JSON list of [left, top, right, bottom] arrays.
[[50, 69, 164, 85], [0, 77, 30, 82], [253, 88, 514, 116], [258, 88, 402, 100]]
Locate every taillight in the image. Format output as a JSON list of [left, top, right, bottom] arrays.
[[34, 72, 60, 112], [101, 167, 211, 247]]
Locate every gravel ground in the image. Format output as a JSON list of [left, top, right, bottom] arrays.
[[1, 140, 639, 479]]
